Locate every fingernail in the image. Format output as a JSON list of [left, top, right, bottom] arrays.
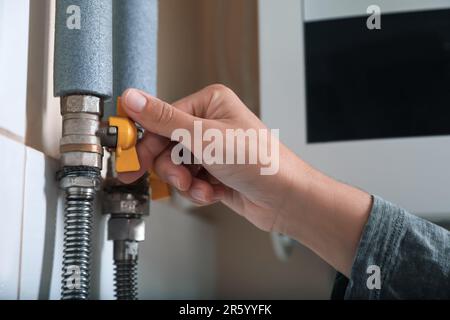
[[191, 189, 207, 203], [167, 175, 181, 190], [125, 89, 147, 113]]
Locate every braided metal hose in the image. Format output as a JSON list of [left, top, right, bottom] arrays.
[[113, 240, 139, 300], [114, 259, 138, 300], [61, 186, 95, 300]]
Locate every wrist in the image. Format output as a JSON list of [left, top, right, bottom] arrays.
[[272, 151, 373, 275], [270, 148, 314, 237]]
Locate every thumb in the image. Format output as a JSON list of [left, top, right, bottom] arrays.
[[121, 88, 197, 139]]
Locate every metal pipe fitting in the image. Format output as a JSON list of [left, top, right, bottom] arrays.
[[97, 125, 118, 149], [108, 216, 146, 242], [104, 192, 150, 217], [106, 201, 148, 301], [103, 164, 150, 300], [60, 95, 104, 170]]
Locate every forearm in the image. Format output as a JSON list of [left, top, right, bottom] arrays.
[[275, 154, 373, 277]]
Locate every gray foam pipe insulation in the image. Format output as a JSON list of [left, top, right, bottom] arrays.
[[110, 0, 158, 118], [54, 0, 113, 98]]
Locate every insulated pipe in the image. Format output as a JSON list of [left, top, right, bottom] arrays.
[[54, 1, 113, 169], [54, 0, 113, 300], [54, 0, 113, 98], [108, 0, 158, 118], [103, 0, 158, 300]]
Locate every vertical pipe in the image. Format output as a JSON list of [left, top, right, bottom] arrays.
[[54, 0, 113, 98], [109, 0, 158, 118], [54, 0, 113, 300], [106, 0, 158, 300]]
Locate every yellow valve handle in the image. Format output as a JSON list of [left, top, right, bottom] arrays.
[[149, 171, 171, 200], [109, 98, 141, 173], [110, 98, 171, 199]]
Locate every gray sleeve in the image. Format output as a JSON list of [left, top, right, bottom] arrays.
[[344, 196, 450, 299]]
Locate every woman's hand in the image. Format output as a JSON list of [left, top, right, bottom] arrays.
[[118, 85, 373, 277], [118, 84, 299, 232]]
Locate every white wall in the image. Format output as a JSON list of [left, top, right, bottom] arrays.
[[0, 0, 29, 140], [0, 0, 30, 299]]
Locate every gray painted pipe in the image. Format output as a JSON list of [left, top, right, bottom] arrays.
[[110, 0, 158, 117], [54, 0, 113, 98]]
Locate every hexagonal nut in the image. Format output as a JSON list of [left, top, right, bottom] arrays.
[[103, 193, 149, 216], [60, 175, 101, 190], [108, 218, 145, 241], [61, 95, 102, 115], [61, 152, 103, 169]]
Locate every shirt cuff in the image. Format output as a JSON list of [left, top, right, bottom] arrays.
[[344, 195, 406, 299]]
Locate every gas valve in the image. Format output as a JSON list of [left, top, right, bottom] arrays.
[[98, 98, 141, 173], [98, 98, 171, 200]]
